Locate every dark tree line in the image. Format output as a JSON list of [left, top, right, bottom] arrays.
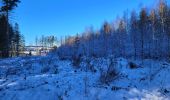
[[0, 0, 25, 58], [57, 0, 170, 60]]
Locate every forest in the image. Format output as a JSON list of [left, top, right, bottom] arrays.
[[57, 0, 170, 61]]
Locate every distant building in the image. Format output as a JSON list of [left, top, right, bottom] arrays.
[[24, 46, 55, 56]]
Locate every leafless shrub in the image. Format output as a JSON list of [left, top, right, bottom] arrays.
[[72, 55, 81, 68], [86, 58, 96, 73], [100, 57, 119, 84]]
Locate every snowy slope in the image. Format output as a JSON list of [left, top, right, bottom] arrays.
[[0, 56, 170, 100]]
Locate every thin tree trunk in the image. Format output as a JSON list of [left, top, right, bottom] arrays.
[[141, 29, 144, 63], [6, 9, 9, 58]]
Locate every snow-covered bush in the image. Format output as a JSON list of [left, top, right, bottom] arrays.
[[84, 57, 97, 72], [50, 65, 59, 74], [6, 67, 21, 77], [41, 66, 50, 73], [72, 55, 81, 68], [100, 57, 119, 84], [39, 57, 59, 74]]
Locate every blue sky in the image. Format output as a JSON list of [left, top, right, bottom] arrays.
[[14, 0, 159, 45]]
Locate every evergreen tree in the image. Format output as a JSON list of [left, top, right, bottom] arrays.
[[0, 0, 20, 58], [0, 15, 8, 57]]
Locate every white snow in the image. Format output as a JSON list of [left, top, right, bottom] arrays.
[[0, 56, 170, 100]]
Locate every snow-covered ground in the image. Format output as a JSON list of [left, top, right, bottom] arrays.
[[0, 55, 170, 100]]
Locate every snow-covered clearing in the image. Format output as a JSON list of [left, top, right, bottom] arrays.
[[0, 56, 170, 100]]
